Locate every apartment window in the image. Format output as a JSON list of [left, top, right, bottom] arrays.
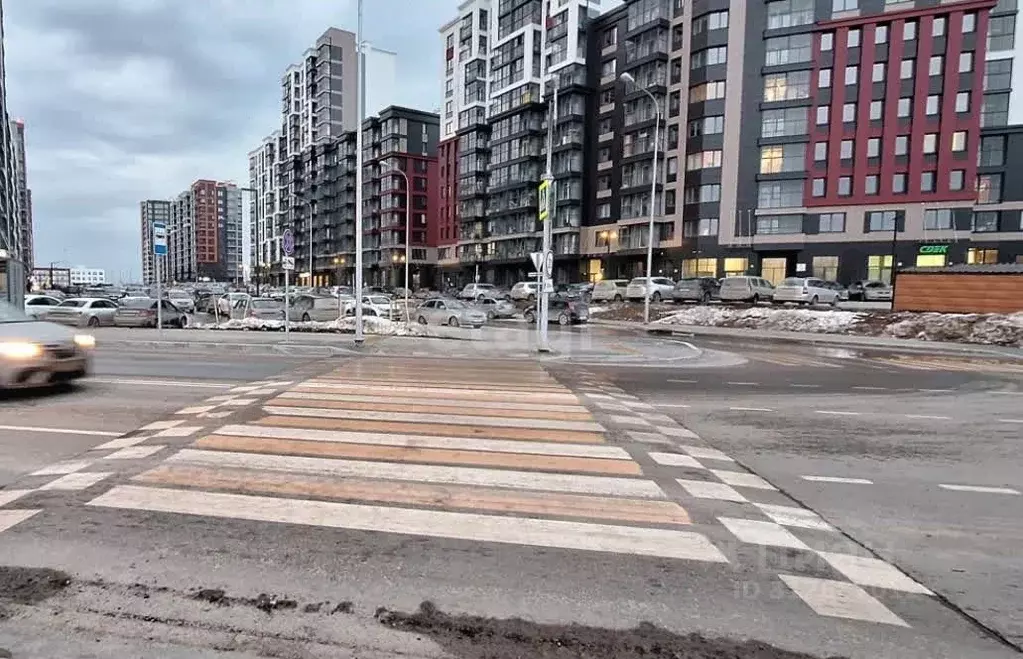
[[833, 0, 858, 12], [692, 115, 726, 136], [761, 108, 808, 137], [904, 20, 917, 41], [899, 59, 916, 80], [766, 0, 814, 30], [977, 173, 1002, 203], [684, 184, 722, 203], [692, 46, 728, 69], [872, 62, 885, 83], [921, 171, 936, 192], [967, 247, 998, 264], [812, 178, 826, 196], [923, 209, 953, 230], [868, 255, 894, 283], [818, 69, 832, 88], [955, 92, 970, 113], [814, 142, 827, 161], [933, 16, 946, 36], [979, 135, 1006, 166], [963, 12, 976, 33], [867, 137, 880, 158], [765, 34, 812, 66], [892, 173, 907, 193], [982, 93, 1010, 127], [848, 28, 861, 47], [840, 140, 853, 159], [758, 180, 804, 207], [875, 25, 889, 44], [756, 214, 803, 235], [687, 150, 724, 170], [692, 10, 729, 34], [897, 97, 912, 117], [821, 33, 834, 51], [818, 213, 845, 233], [972, 211, 1000, 232], [683, 218, 720, 237], [669, 91, 681, 117], [838, 176, 851, 195], [868, 210, 898, 231], [923, 95, 939, 116], [763, 70, 811, 101], [760, 144, 806, 173], [959, 52, 974, 73], [603, 26, 617, 47], [929, 55, 943, 76], [952, 130, 967, 152], [601, 59, 617, 77], [690, 81, 727, 102], [842, 103, 856, 122], [844, 65, 858, 85], [816, 106, 829, 125], [949, 170, 965, 191], [988, 16, 1016, 52], [985, 59, 1013, 91], [865, 175, 879, 195], [869, 100, 883, 120]]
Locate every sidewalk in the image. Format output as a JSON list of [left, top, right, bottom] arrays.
[[591, 319, 1023, 360]]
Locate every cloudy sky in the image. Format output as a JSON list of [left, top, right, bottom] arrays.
[[4, 0, 460, 282]]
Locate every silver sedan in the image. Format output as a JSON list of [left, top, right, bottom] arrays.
[[414, 299, 487, 328], [44, 297, 119, 327]]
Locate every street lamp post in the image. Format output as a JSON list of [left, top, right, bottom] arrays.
[[388, 165, 412, 325], [353, 0, 366, 343], [333, 256, 346, 319], [619, 72, 661, 326]]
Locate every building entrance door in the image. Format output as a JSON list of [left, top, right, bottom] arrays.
[[761, 257, 787, 285]]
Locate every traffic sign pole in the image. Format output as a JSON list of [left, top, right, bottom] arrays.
[[282, 230, 295, 335], [537, 86, 557, 354], [153, 221, 168, 332]]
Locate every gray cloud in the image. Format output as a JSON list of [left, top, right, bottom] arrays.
[[5, 0, 455, 281]]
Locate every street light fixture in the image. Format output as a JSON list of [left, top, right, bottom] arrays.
[[619, 71, 662, 325]]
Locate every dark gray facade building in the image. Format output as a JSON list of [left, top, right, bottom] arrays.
[[0, 1, 21, 274], [9, 119, 30, 272]]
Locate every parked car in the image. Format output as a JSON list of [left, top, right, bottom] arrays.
[[672, 277, 720, 304], [458, 283, 499, 301], [509, 281, 539, 302], [848, 280, 893, 301], [344, 295, 394, 319], [217, 292, 250, 316], [165, 289, 195, 313], [821, 281, 850, 301], [291, 294, 345, 322], [718, 276, 775, 304], [245, 297, 286, 321], [415, 298, 487, 328], [773, 277, 840, 306], [0, 300, 93, 388], [113, 297, 189, 328], [194, 292, 217, 313], [44, 298, 119, 327], [475, 296, 517, 320], [590, 279, 629, 302], [523, 295, 589, 325], [24, 295, 63, 319], [625, 277, 675, 303]]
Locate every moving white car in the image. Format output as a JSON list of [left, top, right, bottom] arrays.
[[773, 277, 840, 306], [0, 301, 94, 388], [625, 277, 675, 303]]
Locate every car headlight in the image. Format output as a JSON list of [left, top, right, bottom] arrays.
[[0, 342, 43, 359], [74, 334, 96, 349]]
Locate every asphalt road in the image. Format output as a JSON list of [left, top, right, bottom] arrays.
[[597, 339, 1023, 651], [0, 332, 1019, 658]]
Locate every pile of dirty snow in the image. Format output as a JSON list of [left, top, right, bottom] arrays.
[[656, 306, 868, 334], [188, 316, 429, 336], [882, 312, 1023, 346]]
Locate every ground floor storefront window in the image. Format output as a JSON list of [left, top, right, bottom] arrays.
[[967, 248, 998, 264], [812, 256, 839, 281], [682, 258, 717, 277], [867, 255, 893, 283], [723, 257, 748, 277]]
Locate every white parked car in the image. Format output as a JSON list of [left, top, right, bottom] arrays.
[[773, 277, 840, 306], [625, 277, 675, 303], [415, 298, 487, 328], [44, 298, 119, 327], [590, 279, 629, 302], [458, 283, 498, 301], [718, 276, 775, 304], [509, 281, 539, 301], [217, 292, 250, 316], [166, 289, 195, 313], [23, 295, 63, 319], [345, 295, 394, 319]]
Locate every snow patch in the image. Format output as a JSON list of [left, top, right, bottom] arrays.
[[656, 306, 867, 334], [187, 316, 429, 336]]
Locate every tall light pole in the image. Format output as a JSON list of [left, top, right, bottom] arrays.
[[240, 187, 258, 294], [353, 0, 366, 343], [389, 164, 411, 324], [620, 72, 661, 325]]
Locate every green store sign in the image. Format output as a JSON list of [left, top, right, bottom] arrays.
[[918, 244, 950, 255]]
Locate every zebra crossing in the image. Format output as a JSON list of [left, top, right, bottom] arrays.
[[87, 358, 725, 563]]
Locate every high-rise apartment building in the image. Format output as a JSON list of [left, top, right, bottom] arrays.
[[164, 180, 243, 283], [139, 199, 171, 285], [10, 119, 31, 271], [0, 1, 20, 272]]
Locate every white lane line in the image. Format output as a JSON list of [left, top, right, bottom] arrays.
[[168, 449, 666, 499], [789, 384, 821, 388], [0, 424, 120, 437], [31, 460, 94, 476], [263, 405, 605, 432], [710, 469, 777, 491], [681, 445, 733, 462], [668, 379, 698, 384], [212, 424, 631, 460], [753, 503, 834, 532], [648, 452, 704, 469], [852, 386, 887, 391], [153, 425, 203, 438], [38, 472, 113, 491], [103, 445, 166, 460], [176, 406, 216, 415], [93, 435, 150, 451], [89, 378, 236, 389], [140, 420, 186, 431], [817, 552, 933, 595], [905, 414, 951, 420], [726, 382, 759, 386], [991, 391, 1021, 395], [88, 485, 728, 563], [917, 388, 954, 393], [998, 419, 1023, 424], [939, 484, 1020, 495], [729, 407, 775, 412], [275, 391, 586, 413], [0, 509, 40, 533], [802, 475, 873, 485], [779, 575, 909, 627], [718, 517, 809, 550], [0, 490, 32, 507], [658, 426, 700, 439], [814, 410, 861, 416], [655, 403, 691, 408], [297, 381, 578, 403], [676, 479, 747, 502]]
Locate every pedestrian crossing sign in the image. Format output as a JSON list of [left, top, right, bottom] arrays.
[[538, 180, 551, 222]]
